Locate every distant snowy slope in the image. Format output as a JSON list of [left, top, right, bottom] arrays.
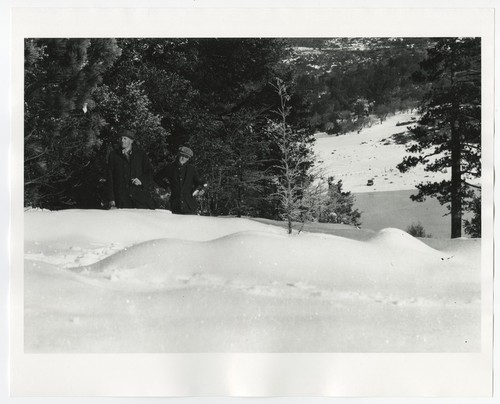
[[314, 112, 449, 193]]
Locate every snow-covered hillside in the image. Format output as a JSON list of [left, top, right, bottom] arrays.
[[24, 209, 481, 353], [314, 112, 449, 193]]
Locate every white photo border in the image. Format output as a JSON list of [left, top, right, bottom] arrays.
[[9, 6, 495, 397]]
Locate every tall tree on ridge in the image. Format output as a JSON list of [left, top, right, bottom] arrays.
[[397, 37, 481, 238]]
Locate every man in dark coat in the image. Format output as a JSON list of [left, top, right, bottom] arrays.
[[107, 129, 155, 209], [154, 146, 207, 215]]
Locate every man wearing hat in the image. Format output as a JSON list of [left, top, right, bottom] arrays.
[[154, 146, 207, 215], [107, 129, 155, 209]]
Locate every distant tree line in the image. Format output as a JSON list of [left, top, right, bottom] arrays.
[[289, 38, 432, 134]]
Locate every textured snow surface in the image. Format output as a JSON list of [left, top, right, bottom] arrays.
[[24, 209, 481, 353], [314, 112, 450, 193]]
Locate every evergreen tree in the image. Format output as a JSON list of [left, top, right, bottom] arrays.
[[103, 38, 200, 153], [319, 178, 361, 226], [24, 38, 121, 208], [463, 195, 481, 238], [101, 38, 296, 217], [190, 109, 272, 217], [397, 38, 481, 238]]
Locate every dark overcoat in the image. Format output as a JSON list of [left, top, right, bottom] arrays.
[[154, 161, 205, 214], [107, 145, 155, 209]]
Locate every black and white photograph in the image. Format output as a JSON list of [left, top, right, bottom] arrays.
[[23, 36, 483, 353], [5, 4, 495, 399]]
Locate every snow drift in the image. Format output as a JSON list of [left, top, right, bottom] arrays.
[[24, 209, 481, 353]]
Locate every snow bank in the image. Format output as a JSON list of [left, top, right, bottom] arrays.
[[24, 209, 481, 353], [25, 208, 281, 244], [71, 228, 474, 301]]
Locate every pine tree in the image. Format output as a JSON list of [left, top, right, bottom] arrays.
[[319, 178, 361, 226], [463, 195, 481, 237], [188, 108, 272, 217], [102, 38, 296, 217], [397, 38, 481, 238], [24, 38, 122, 208]]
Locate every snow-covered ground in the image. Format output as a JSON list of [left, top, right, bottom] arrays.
[[24, 209, 481, 353], [314, 112, 449, 193], [23, 111, 483, 353]]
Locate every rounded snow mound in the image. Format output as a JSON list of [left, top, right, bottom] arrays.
[[68, 228, 464, 298], [71, 230, 361, 285], [368, 228, 444, 256]]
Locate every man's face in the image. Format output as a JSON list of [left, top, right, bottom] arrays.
[[178, 155, 189, 166], [120, 136, 133, 149]]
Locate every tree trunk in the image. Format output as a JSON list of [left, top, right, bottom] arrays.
[[237, 170, 243, 218], [450, 118, 462, 238]]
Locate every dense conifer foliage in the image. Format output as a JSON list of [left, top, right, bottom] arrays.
[[24, 37, 481, 236]]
